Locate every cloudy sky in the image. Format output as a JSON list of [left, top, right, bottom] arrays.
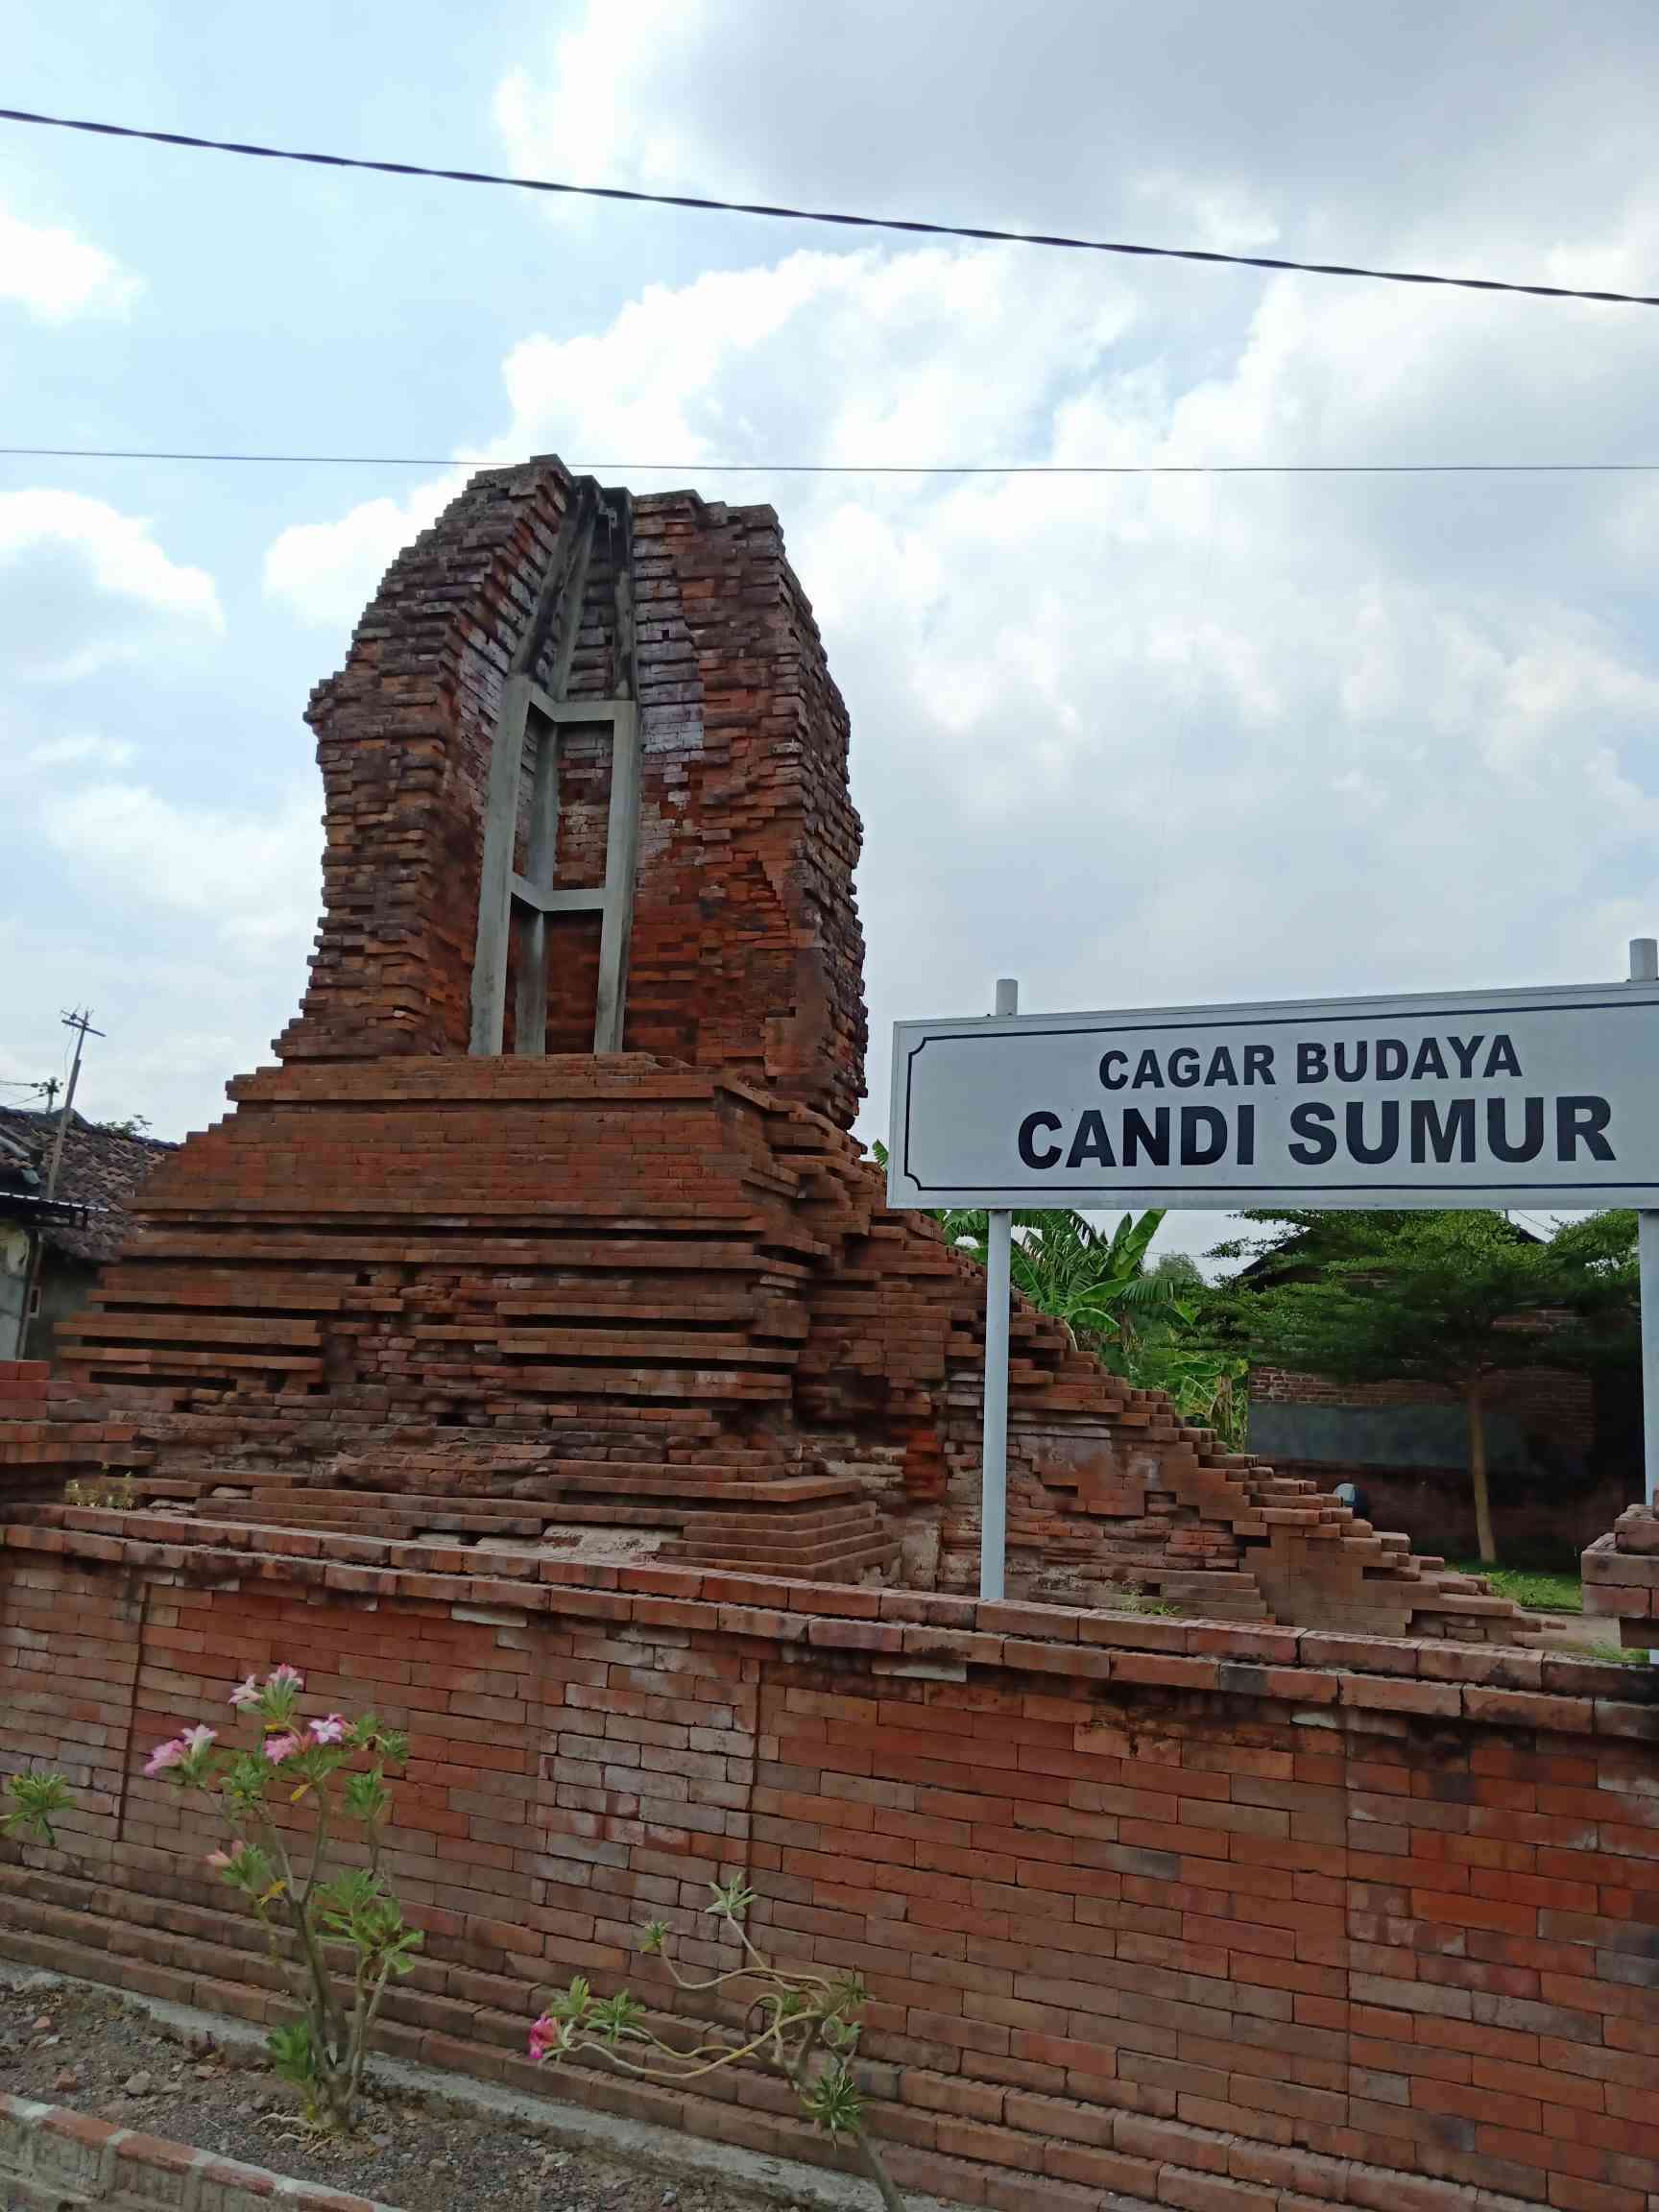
[[5, 2, 1659, 1260]]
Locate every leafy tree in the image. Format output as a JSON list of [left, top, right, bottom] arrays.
[[1215, 1209, 1636, 1562]]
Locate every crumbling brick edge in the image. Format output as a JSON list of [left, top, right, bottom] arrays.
[[0, 2086, 397, 2209]]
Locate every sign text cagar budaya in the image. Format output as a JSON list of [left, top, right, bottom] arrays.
[[887, 981, 1659, 1211], [1016, 1028, 1613, 1174]]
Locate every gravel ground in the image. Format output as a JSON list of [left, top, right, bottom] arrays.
[[0, 1977, 778, 2212]]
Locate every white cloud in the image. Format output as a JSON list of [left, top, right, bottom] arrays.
[[493, 0, 705, 203], [264, 477, 465, 631], [0, 203, 139, 321], [255, 1, 1659, 1226], [38, 780, 320, 951], [19, 733, 136, 772], [261, 233, 1659, 1055], [0, 493, 221, 627]]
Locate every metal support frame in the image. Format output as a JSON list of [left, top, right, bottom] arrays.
[[469, 480, 639, 1057], [980, 975, 1020, 1601]]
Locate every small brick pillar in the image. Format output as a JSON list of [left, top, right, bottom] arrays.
[[1583, 1502, 1659, 1647]]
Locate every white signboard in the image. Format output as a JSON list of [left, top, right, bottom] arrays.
[[887, 979, 1659, 1212]]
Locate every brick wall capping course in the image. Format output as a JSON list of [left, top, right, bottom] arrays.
[[8, 1513, 1655, 1734], [0, 2087, 397, 2209]]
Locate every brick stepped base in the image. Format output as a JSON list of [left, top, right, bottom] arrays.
[[47, 1452, 900, 1582], [1, 1047, 1541, 1642], [0, 1362, 143, 1496]]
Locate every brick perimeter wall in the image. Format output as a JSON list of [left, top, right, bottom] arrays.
[[1252, 1365, 1595, 1430], [3, 1536, 1657, 2212]]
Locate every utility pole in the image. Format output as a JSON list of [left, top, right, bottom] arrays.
[[19, 1011, 104, 1361], [44, 1008, 103, 1201]]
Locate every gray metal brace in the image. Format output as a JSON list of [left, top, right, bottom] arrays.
[[469, 482, 639, 1056]]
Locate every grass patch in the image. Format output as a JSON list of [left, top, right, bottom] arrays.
[[1580, 1639, 1652, 1666], [1452, 1562, 1582, 1612]]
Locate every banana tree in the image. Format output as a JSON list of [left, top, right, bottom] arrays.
[[867, 1145, 1186, 1360]]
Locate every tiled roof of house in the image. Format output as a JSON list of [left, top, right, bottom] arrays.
[[0, 1107, 174, 1263]]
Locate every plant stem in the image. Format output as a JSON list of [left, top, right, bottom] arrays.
[[852, 2127, 908, 2212]]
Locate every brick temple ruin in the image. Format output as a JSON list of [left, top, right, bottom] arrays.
[[3, 457, 1656, 2212], [2, 457, 1533, 1640]]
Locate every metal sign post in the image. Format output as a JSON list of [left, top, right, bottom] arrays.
[[980, 978, 1018, 1601]]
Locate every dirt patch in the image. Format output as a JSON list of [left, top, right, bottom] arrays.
[[0, 1976, 778, 2212]]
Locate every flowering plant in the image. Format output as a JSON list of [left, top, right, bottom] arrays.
[[1, 1767, 73, 1848], [530, 1880, 904, 2210], [145, 1664, 421, 2132]]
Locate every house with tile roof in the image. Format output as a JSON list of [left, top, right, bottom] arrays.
[[0, 1108, 173, 1360]]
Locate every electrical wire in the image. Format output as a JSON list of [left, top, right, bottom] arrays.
[[4, 445, 1659, 476], [4, 104, 1658, 311]]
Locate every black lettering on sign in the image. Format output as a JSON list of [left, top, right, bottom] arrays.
[[1238, 1103, 1257, 1166], [1244, 1044, 1276, 1086], [1409, 1097, 1476, 1164], [1377, 1038, 1407, 1080], [1449, 1035, 1482, 1077], [1347, 1100, 1401, 1164], [1168, 1047, 1201, 1089], [1487, 1035, 1523, 1078], [1288, 1101, 1336, 1164], [1411, 1038, 1448, 1081], [1133, 1049, 1164, 1089], [1487, 1096, 1544, 1163], [1204, 1046, 1238, 1087], [1018, 1111, 1063, 1168], [1558, 1095, 1615, 1162], [1067, 1110, 1117, 1168], [1334, 1041, 1366, 1082], [1123, 1107, 1170, 1166], [1180, 1106, 1228, 1166], [1098, 1050, 1128, 1091], [1298, 1042, 1328, 1083]]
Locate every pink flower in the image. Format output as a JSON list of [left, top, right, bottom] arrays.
[[143, 1739, 184, 1778], [528, 2014, 563, 2063], [228, 1675, 261, 1710], [268, 1665, 304, 1693], [205, 1848, 233, 1870], [181, 1725, 217, 1757], [308, 1715, 348, 1746], [263, 1733, 302, 1765]]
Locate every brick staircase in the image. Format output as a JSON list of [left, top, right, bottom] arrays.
[[1032, 1354, 1542, 1639]]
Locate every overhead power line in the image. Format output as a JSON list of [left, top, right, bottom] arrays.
[[4, 104, 1658, 312], [4, 445, 1659, 477]]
